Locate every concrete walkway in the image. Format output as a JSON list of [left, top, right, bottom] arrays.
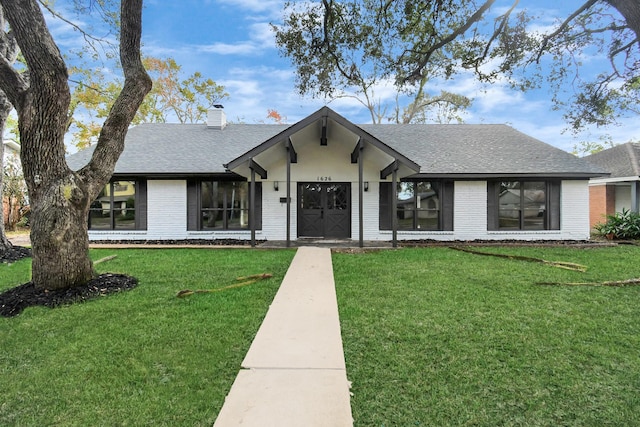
[[213, 247, 353, 427]]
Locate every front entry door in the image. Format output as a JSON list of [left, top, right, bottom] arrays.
[[298, 183, 351, 238]]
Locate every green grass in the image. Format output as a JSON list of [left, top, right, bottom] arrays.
[[0, 248, 295, 426], [333, 246, 640, 426], [4, 245, 640, 426]]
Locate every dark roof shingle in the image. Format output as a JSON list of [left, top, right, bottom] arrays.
[[66, 121, 605, 177], [583, 142, 640, 178]]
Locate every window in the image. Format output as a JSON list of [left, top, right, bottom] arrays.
[[487, 180, 560, 230], [89, 180, 147, 230], [380, 180, 454, 231], [187, 180, 262, 230]]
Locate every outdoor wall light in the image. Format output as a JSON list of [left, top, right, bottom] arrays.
[[364, 181, 369, 192], [274, 181, 279, 191]]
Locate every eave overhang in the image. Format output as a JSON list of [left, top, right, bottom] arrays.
[[224, 106, 421, 176]]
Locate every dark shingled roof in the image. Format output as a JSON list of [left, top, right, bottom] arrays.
[[66, 121, 606, 178], [360, 124, 602, 177], [583, 142, 640, 179], [66, 123, 289, 175]]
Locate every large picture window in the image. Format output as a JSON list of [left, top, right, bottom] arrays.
[[201, 181, 249, 230], [380, 180, 454, 231], [89, 180, 146, 230], [187, 180, 262, 231], [488, 180, 560, 230]]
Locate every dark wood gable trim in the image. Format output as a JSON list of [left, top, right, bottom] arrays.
[[225, 106, 420, 174]]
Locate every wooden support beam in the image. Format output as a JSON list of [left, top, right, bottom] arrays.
[[287, 138, 298, 163], [358, 139, 364, 248], [351, 138, 362, 164], [250, 169, 256, 247], [320, 116, 327, 146], [380, 159, 399, 179], [249, 158, 267, 179], [286, 140, 293, 247]]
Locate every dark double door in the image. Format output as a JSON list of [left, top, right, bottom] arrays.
[[298, 183, 351, 238]]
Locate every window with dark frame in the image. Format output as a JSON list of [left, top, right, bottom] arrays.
[[379, 180, 454, 231], [89, 180, 138, 230], [200, 181, 249, 230], [187, 180, 262, 231], [488, 180, 561, 231], [397, 181, 441, 230]]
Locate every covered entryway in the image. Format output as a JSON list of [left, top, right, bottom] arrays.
[[298, 183, 351, 238], [224, 106, 421, 247]]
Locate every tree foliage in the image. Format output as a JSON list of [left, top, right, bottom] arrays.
[[273, 0, 473, 123], [274, 0, 639, 131], [70, 56, 228, 148]]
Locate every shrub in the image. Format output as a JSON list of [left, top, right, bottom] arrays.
[[594, 208, 640, 239]]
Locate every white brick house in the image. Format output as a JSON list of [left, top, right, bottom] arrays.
[[66, 106, 605, 246]]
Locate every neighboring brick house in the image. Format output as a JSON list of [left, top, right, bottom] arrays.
[[66, 106, 606, 246], [584, 143, 640, 228]]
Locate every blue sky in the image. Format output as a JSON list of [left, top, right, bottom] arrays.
[[55, 0, 640, 154]]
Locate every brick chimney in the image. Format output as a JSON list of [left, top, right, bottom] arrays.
[[207, 104, 227, 129]]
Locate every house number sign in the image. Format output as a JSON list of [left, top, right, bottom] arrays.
[[317, 176, 332, 181]]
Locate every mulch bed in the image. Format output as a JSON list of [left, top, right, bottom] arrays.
[[0, 245, 32, 263], [91, 239, 264, 246], [400, 239, 613, 248], [0, 273, 138, 318]]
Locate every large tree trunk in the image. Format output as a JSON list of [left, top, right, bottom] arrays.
[[606, 0, 640, 43], [0, 0, 151, 290], [29, 173, 94, 287]]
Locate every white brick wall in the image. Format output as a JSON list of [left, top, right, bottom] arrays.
[[454, 181, 487, 240], [560, 180, 590, 240], [146, 180, 187, 239], [90, 178, 592, 242]]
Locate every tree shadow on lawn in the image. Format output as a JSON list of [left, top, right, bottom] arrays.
[[1, 246, 137, 317]]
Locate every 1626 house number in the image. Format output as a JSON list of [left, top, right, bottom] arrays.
[[317, 176, 332, 182]]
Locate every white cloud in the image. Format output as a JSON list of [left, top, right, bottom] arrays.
[[197, 41, 261, 55], [215, 0, 284, 19], [250, 22, 277, 47]]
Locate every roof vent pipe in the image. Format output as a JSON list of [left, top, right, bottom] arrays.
[[207, 105, 227, 129]]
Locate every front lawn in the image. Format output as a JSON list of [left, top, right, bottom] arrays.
[[0, 248, 294, 426], [333, 246, 640, 426], [3, 245, 639, 426]]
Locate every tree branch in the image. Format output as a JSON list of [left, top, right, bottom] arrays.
[[470, 0, 519, 72], [36, 0, 116, 50], [0, 55, 26, 109], [1, 0, 68, 87], [403, 0, 498, 83], [609, 37, 638, 59], [536, 0, 599, 63], [81, 0, 151, 197]]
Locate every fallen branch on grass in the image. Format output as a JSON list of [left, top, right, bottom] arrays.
[[449, 247, 587, 272], [236, 273, 273, 281], [537, 278, 640, 287], [93, 255, 117, 265], [176, 273, 273, 298]]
